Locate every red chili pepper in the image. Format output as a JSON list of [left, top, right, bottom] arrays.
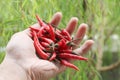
[[30, 27, 40, 32], [58, 53, 88, 61], [36, 15, 47, 27], [55, 31, 66, 41], [61, 29, 71, 41], [60, 59, 79, 70], [40, 37, 54, 44], [59, 50, 72, 53], [56, 39, 64, 47], [32, 32, 45, 50], [33, 31, 49, 59], [49, 52, 56, 61], [37, 27, 45, 37], [40, 42, 49, 48], [48, 24, 55, 41], [30, 16, 90, 71], [55, 39, 67, 49]]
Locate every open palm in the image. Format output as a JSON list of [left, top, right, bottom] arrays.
[[6, 12, 94, 80]]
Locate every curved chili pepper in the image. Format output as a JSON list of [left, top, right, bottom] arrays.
[[56, 39, 64, 47], [60, 59, 79, 70], [61, 29, 71, 41], [55, 31, 66, 41], [59, 50, 72, 53], [49, 52, 56, 61], [40, 37, 54, 44], [48, 24, 55, 41], [33, 31, 49, 59], [36, 15, 46, 27], [55, 39, 68, 49], [30, 27, 40, 32], [37, 27, 45, 37], [33, 32, 45, 50], [58, 53, 88, 61], [40, 42, 49, 48]]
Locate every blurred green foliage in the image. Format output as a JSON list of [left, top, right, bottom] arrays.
[[0, 0, 120, 80], [0, 53, 5, 64]]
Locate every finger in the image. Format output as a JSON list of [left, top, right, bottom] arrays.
[[50, 12, 62, 27], [73, 23, 87, 46], [65, 17, 78, 35], [73, 40, 94, 55]]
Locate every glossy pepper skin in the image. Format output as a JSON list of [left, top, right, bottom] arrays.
[[60, 59, 79, 70], [33, 31, 49, 60], [58, 53, 88, 61], [30, 15, 88, 70]]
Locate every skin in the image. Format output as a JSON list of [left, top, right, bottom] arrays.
[[0, 12, 94, 80]]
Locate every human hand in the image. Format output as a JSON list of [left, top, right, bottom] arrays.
[[6, 12, 94, 80]]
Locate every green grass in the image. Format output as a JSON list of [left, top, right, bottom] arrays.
[[0, 0, 120, 80]]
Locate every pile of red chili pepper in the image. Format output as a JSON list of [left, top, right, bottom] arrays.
[[30, 15, 88, 70]]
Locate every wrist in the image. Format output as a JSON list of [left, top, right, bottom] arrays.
[[0, 55, 30, 80]]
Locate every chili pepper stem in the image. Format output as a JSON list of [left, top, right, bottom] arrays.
[[30, 16, 89, 71]]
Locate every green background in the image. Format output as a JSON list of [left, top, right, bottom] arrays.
[[0, 0, 120, 80]]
